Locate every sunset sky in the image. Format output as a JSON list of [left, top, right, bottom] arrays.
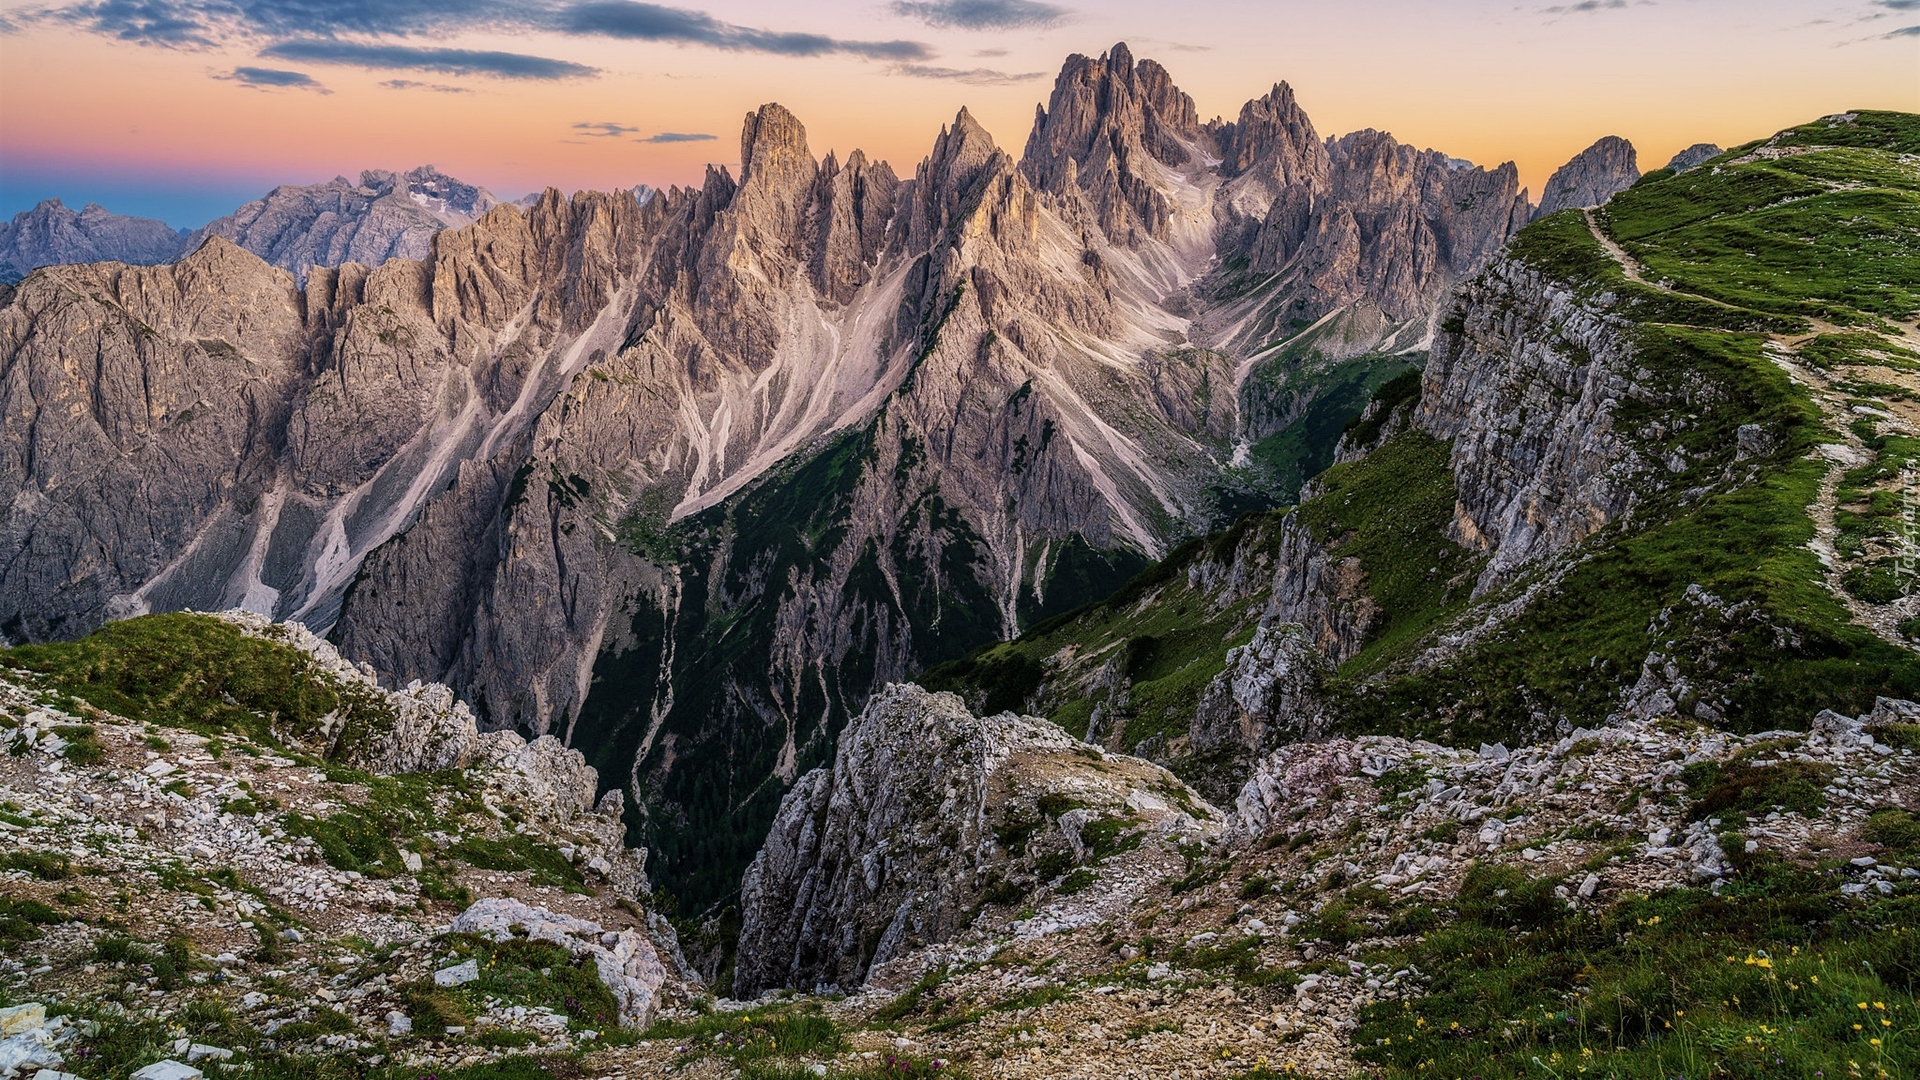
[[1, 0, 1915, 228]]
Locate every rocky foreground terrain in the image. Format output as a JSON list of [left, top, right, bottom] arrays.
[[0, 612, 698, 1079], [4, 616, 1916, 1078]]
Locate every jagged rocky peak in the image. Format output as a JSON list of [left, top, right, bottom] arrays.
[[1239, 125, 1530, 326], [1665, 142, 1723, 173], [1534, 134, 1641, 217], [1221, 81, 1332, 218], [808, 148, 900, 304], [1021, 41, 1207, 245], [732, 683, 1219, 997], [0, 197, 188, 283], [733, 103, 820, 252], [906, 106, 1031, 256]]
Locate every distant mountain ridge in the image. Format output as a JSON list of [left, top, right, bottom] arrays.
[[0, 198, 187, 283], [189, 165, 504, 282], [1, 166, 541, 285]]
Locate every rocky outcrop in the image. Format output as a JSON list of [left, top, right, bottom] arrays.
[[1534, 136, 1639, 218], [212, 610, 655, 900], [1415, 254, 1651, 591], [732, 683, 1218, 996], [0, 610, 697, 1069], [192, 166, 502, 282], [1664, 143, 1722, 173], [1191, 623, 1334, 756], [450, 899, 668, 1028], [0, 198, 187, 282]]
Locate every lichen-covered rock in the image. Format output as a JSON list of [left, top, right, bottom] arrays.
[[732, 683, 1218, 997]]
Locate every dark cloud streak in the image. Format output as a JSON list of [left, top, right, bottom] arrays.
[[261, 39, 596, 78], [561, 1, 931, 58], [221, 64, 327, 90], [31, 0, 940, 66], [642, 131, 717, 142], [574, 121, 640, 137]]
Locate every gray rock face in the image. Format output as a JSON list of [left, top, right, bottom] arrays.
[[1191, 623, 1333, 755], [192, 166, 501, 282], [1665, 143, 1723, 173], [732, 683, 1218, 996], [0, 198, 188, 282], [1534, 136, 1640, 218], [1416, 254, 1654, 591]]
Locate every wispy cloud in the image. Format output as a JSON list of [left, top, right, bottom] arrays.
[[1887, 22, 1920, 34], [219, 64, 328, 91], [1873, 0, 1920, 10], [381, 78, 473, 93], [560, 1, 931, 58], [642, 131, 717, 142], [1542, 0, 1645, 14], [891, 62, 1044, 84], [575, 121, 641, 137], [262, 39, 597, 79], [889, 0, 1068, 30]]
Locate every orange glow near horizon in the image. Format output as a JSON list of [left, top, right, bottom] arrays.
[[1, 0, 1915, 224]]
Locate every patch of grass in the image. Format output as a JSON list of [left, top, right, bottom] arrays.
[[0, 851, 71, 880], [283, 806, 406, 878], [1056, 868, 1097, 895], [1686, 761, 1832, 821], [0, 897, 63, 941], [645, 1001, 847, 1063], [448, 834, 588, 891], [475, 1028, 541, 1049], [1353, 858, 1920, 1079], [56, 724, 104, 764], [1864, 808, 1920, 859], [1175, 933, 1293, 986], [991, 984, 1069, 1012], [0, 613, 377, 745], [399, 982, 471, 1037], [869, 965, 954, 1026], [1080, 815, 1144, 861]]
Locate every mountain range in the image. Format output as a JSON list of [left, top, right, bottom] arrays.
[[0, 45, 1793, 916], [0, 165, 517, 284]]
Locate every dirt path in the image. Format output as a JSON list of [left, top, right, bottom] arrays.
[[1584, 210, 1919, 650]]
